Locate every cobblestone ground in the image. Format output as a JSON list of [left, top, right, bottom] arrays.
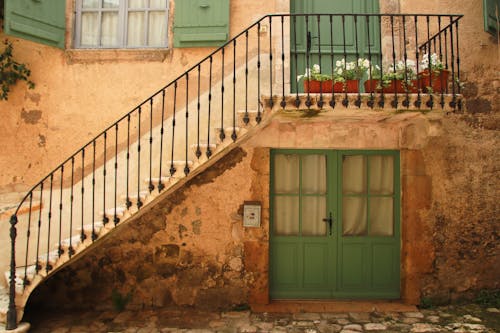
[[24, 304, 499, 333]]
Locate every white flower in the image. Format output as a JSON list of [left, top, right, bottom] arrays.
[[312, 64, 320, 73], [335, 60, 342, 67]]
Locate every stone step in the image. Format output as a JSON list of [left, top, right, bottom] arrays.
[[77, 221, 105, 234]]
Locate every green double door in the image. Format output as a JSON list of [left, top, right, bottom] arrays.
[[270, 150, 400, 299], [290, 0, 380, 92]]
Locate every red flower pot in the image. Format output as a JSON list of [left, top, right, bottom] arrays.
[[364, 79, 381, 93], [418, 69, 449, 93], [304, 80, 333, 93], [304, 79, 359, 93]]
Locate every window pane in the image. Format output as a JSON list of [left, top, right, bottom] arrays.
[[127, 12, 146, 46], [103, 0, 119, 8], [302, 155, 326, 194], [301, 196, 327, 236], [82, 0, 99, 9], [274, 196, 299, 236], [369, 155, 394, 194], [274, 154, 299, 194], [150, 0, 167, 8], [343, 155, 366, 194], [129, 0, 147, 8], [148, 11, 167, 46], [101, 12, 119, 46], [369, 197, 393, 236], [81, 12, 99, 46], [342, 197, 367, 236]]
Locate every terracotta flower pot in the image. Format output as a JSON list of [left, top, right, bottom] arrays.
[[303, 80, 333, 93], [364, 79, 381, 93], [418, 69, 449, 93], [304, 79, 359, 93]]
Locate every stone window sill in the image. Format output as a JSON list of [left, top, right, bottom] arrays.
[[65, 49, 171, 64]]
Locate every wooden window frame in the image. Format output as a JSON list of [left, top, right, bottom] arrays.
[[74, 0, 169, 49]]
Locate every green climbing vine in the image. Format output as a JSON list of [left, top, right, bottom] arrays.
[[0, 39, 35, 100]]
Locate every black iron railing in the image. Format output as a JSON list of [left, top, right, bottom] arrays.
[[5, 13, 463, 329]]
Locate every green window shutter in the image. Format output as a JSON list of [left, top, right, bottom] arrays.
[[174, 0, 229, 48], [484, 0, 499, 36], [4, 0, 66, 49]]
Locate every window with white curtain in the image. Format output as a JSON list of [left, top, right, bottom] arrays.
[[74, 0, 169, 48]]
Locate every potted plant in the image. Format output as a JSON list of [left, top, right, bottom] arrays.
[[364, 60, 418, 93], [334, 58, 370, 93], [297, 64, 336, 93], [418, 53, 449, 93]]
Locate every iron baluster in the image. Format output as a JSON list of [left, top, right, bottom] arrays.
[[438, 17, 445, 108], [268, 16, 273, 108], [69, 157, 75, 257], [305, 15, 311, 108], [377, 15, 385, 108], [196, 65, 202, 159], [170, 82, 177, 176], [114, 124, 120, 225], [23, 193, 33, 287], [220, 47, 226, 141], [126, 115, 132, 208], [257, 22, 262, 123], [366, 15, 374, 108], [455, 19, 462, 110], [81, 149, 86, 240], [329, 15, 336, 108], [280, 15, 286, 108], [35, 182, 44, 272], [6, 215, 18, 330], [341, 14, 348, 107], [402, 16, 411, 108], [92, 141, 97, 241], [317, 15, 324, 108], [244, 31, 250, 124], [149, 98, 154, 192], [232, 39, 237, 142], [46, 173, 54, 273], [158, 89, 166, 191], [354, 14, 362, 107], [425, 15, 434, 109], [102, 132, 108, 225], [293, 16, 300, 108], [206, 57, 213, 158], [390, 16, 399, 109], [184, 73, 190, 176], [137, 106, 143, 208], [449, 16, 456, 109], [414, 16, 421, 108], [59, 165, 64, 251]]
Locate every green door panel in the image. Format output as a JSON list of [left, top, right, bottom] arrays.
[[290, 0, 380, 92], [270, 149, 400, 299], [174, 0, 230, 47], [4, 0, 66, 48]]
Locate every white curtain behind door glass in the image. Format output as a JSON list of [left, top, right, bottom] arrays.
[[368, 155, 394, 236], [342, 155, 367, 235], [301, 155, 327, 236], [274, 154, 300, 235], [274, 154, 299, 193], [302, 155, 326, 194]]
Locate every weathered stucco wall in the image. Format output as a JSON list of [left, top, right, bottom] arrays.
[[0, 0, 279, 194], [27, 107, 498, 312]]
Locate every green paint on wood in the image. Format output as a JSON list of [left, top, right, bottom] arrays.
[[4, 0, 66, 48]]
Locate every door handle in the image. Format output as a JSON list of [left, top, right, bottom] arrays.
[[306, 31, 318, 53], [322, 212, 334, 236]]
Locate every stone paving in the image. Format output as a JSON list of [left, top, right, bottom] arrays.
[[23, 304, 499, 333]]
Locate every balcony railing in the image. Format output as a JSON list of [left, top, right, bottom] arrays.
[[5, 13, 463, 330]]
